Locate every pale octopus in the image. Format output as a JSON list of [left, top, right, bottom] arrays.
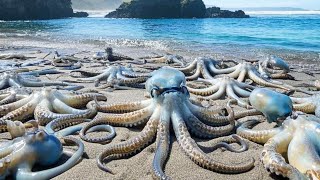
[[0, 120, 84, 180], [0, 88, 106, 125], [79, 67, 254, 179], [238, 88, 320, 179], [177, 57, 294, 91], [237, 114, 320, 179], [187, 76, 256, 108]]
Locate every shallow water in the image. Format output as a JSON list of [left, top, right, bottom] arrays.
[[0, 14, 319, 60]]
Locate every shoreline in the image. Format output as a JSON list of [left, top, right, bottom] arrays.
[[1, 36, 319, 64]]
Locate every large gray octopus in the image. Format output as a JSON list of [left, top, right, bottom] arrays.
[[0, 88, 106, 125], [79, 67, 254, 179], [0, 120, 84, 180]]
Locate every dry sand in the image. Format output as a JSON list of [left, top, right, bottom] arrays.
[[0, 45, 319, 180]]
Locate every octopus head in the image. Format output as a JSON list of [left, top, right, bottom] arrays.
[[249, 88, 293, 123], [146, 67, 188, 99], [25, 130, 63, 166]]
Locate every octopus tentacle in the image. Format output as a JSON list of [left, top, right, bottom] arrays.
[[234, 109, 262, 120], [232, 84, 252, 97], [171, 110, 254, 173], [177, 60, 198, 74], [8, 78, 22, 88], [0, 80, 8, 89], [95, 99, 152, 113], [187, 83, 220, 96], [208, 61, 237, 74], [199, 83, 226, 100], [293, 103, 315, 114], [237, 69, 247, 82], [0, 95, 34, 116], [54, 91, 107, 107], [261, 131, 303, 179], [0, 101, 36, 122], [200, 134, 249, 153], [237, 120, 282, 144], [52, 98, 93, 115], [153, 106, 171, 180], [247, 70, 290, 90], [97, 114, 159, 173], [0, 94, 17, 105], [226, 85, 249, 108], [182, 104, 235, 138], [187, 101, 234, 126]]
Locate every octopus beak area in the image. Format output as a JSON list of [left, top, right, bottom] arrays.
[[150, 86, 189, 98]]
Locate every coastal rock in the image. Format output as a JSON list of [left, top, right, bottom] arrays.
[[205, 7, 250, 18], [73, 11, 89, 18], [105, 0, 181, 18], [105, 0, 206, 18], [180, 0, 206, 18], [0, 0, 74, 20], [106, 0, 249, 19]]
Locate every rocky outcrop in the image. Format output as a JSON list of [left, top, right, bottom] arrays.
[[105, 0, 206, 18], [106, 0, 181, 18], [180, 0, 206, 18], [0, 0, 75, 20], [205, 7, 250, 18], [73, 11, 89, 18], [105, 0, 249, 19]]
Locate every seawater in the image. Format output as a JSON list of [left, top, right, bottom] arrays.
[[0, 14, 319, 59]]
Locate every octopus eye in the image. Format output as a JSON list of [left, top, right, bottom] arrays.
[[150, 87, 160, 98], [181, 85, 190, 97]]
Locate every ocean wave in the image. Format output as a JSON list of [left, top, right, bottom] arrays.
[[81, 38, 171, 51], [247, 11, 320, 15]]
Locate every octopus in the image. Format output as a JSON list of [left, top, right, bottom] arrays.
[[92, 47, 133, 62], [177, 57, 228, 80], [0, 87, 106, 125], [291, 93, 320, 117], [72, 65, 149, 89], [144, 54, 185, 66], [0, 71, 72, 90], [187, 76, 256, 108], [178, 57, 293, 91], [80, 67, 254, 178], [249, 88, 293, 123], [237, 114, 320, 179], [0, 121, 84, 180], [258, 55, 293, 79]]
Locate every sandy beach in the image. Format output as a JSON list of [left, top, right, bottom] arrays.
[[0, 36, 319, 180]]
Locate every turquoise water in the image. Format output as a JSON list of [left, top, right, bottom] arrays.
[[0, 15, 320, 53]]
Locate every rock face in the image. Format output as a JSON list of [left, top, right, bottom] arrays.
[[106, 0, 249, 19], [205, 7, 250, 18], [0, 0, 75, 20], [106, 0, 206, 18]]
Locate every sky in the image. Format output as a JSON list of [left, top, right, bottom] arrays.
[[203, 0, 319, 10]]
